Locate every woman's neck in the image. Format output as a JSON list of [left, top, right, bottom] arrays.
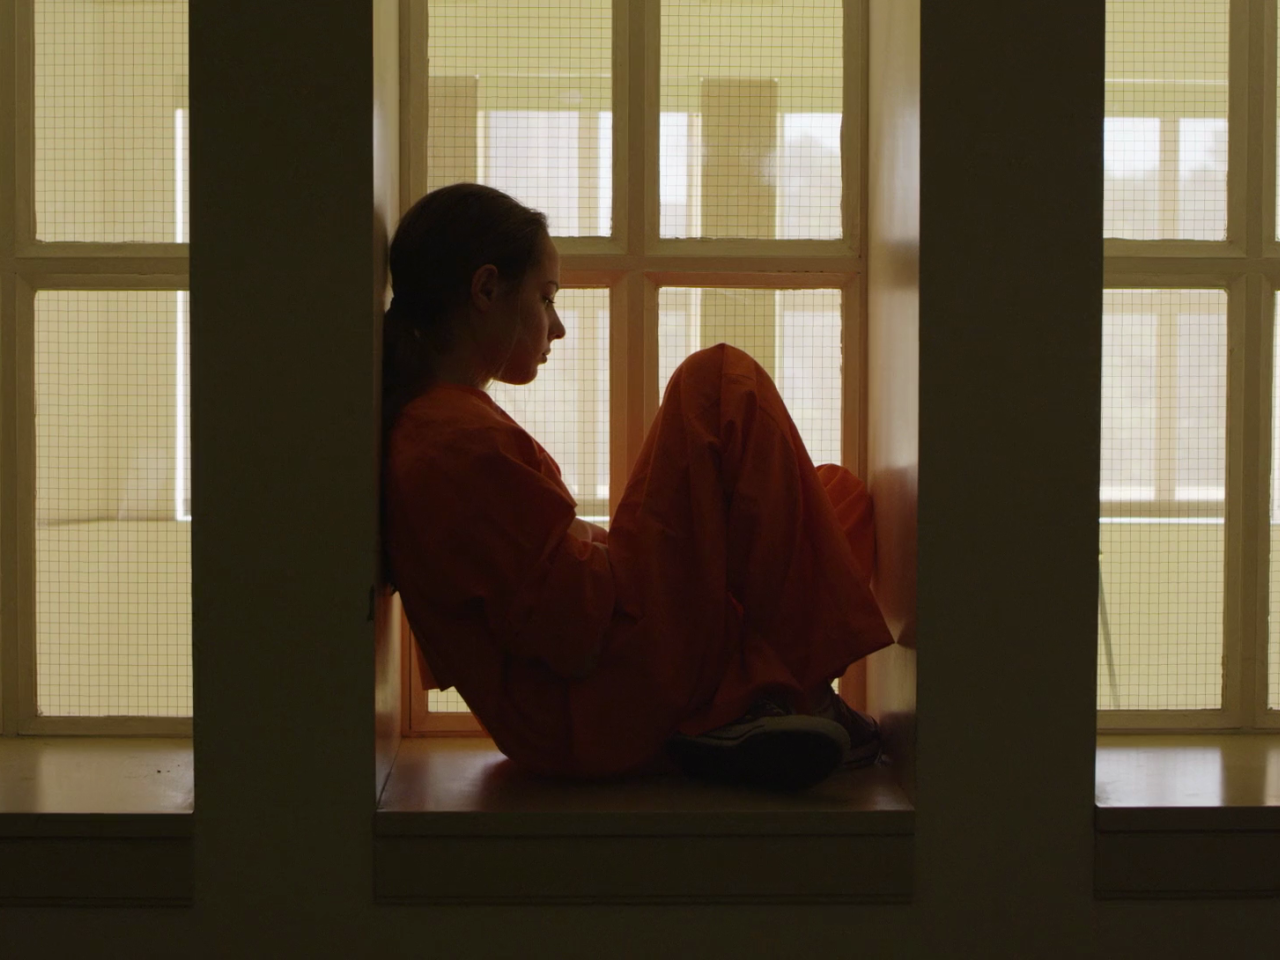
[[427, 345, 490, 391]]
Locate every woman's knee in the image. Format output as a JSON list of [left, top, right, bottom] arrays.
[[670, 343, 757, 388]]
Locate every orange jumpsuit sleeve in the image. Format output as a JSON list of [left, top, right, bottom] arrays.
[[447, 436, 616, 681]]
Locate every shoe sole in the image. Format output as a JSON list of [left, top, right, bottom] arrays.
[[667, 719, 849, 791]]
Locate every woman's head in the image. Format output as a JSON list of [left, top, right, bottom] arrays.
[[383, 184, 563, 414]]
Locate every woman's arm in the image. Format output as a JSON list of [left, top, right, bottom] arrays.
[[568, 516, 609, 544]]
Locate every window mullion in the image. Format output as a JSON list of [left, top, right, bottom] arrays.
[[12, 0, 32, 250], [1254, 0, 1280, 723], [1255, 278, 1277, 722], [844, 0, 865, 257], [0, 0, 29, 742], [0, 0, 14, 262], [607, 0, 658, 506], [0, 279, 18, 737], [1260, 0, 1279, 257], [1237, 0, 1275, 724], [399, 0, 428, 215], [3, 280, 37, 734], [0, 0, 15, 735], [1224, 274, 1261, 726], [841, 276, 864, 477], [1237, 0, 1266, 255]]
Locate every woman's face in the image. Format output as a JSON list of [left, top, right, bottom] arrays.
[[492, 234, 565, 385]]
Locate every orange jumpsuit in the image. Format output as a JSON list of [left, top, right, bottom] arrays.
[[384, 344, 893, 778]]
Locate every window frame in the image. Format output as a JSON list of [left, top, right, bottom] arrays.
[[399, 0, 869, 734], [1098, 0, 1279, 732], [0, 0, 192, 737]]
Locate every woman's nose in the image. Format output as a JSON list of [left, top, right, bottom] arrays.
[[551, 313, 566, 340]]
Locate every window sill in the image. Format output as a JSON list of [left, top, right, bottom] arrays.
[[374, 737, 914, 905], [0, 737, 192, 906], [1095, 733, 1280, 899]]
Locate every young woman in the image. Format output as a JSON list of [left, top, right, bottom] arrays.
[[382, 183, 893, 790]]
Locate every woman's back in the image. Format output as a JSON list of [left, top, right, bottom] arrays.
[[384, 382, 619, 775]]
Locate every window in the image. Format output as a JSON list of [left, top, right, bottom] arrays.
[[403, 0, 862, 731], [0, 1, 191, 735], [1098, 0, 1277, 730]]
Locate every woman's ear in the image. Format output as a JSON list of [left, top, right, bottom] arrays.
[[470, 264, 501, 312]]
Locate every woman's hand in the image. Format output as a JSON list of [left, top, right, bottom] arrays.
[[568, 516, 609, 544]]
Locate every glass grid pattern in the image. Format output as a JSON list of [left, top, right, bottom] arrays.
[[658, 288, 842, 466], [490, 289, 611, 519], [427, 689, 471, 713], [35, 291, 192, 717], [660, 0, 843, 239], [35, 0, 189, 243], [1098, 289, 1225, 711], [1104, 0, 1228, 241], [424, 0, 612, 237]]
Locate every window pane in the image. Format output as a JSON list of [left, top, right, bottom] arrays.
[[658, 288, 842, 465], [36, 291, 192, 717], [425, 0, 611, 237], [489, 289, 610, 520], [35, 0, 188, 243], [661, 0, 843, 240], [1098, 289, 1226, 711], [427, 689, 472, 714], [1104, 0, 1228, 241]]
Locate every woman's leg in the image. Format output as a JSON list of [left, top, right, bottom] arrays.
[[605, 343, 893, 738]]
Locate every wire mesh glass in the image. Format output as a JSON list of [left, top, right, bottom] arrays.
[[1104, 0, 1228, 241], [34, 0, 189, 243], [658, 288, 842, 466], [424, 0, 612, 237], [35, 291, 192, 717], [1098, 289, 1226, 711], [489, 288, 610, 519], [426, 689, 472, 713], [660, 0, 843, 239]]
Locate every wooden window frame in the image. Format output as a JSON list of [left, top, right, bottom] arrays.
[[398, 0, 870, 735], [0, 0, 192, 737], [1098, 0, 1280, 732]]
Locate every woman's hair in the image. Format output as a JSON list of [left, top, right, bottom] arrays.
[[381, 183, 549, 432]]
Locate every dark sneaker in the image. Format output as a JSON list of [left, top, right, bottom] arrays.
[[810, 686, 883, 768], [666, 696, 851, 791]]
